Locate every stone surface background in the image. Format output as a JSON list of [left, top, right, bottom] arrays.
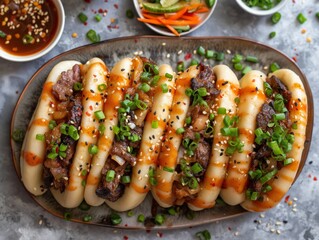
[[0, 1, 318, 239]]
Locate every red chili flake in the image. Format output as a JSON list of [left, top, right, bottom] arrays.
[[292, 56, 298, 62], [157, 232, 163, 238], [124, 224, 128, 227], [123, 236, 128, 240], [228, 227, 232, 231], [114, 4, 119, 9], [210, 182, 216, 187], [84, 22, 88, 26], [184, 53, 192, 61], [308, 174, 312, 178], [285, 195, 290, 203], [84, 0, 91, 3], [98, 8, 104, 14], [89, 105, 93, 111], [86, 112, 91, 116], [314, 176, 317, 181]]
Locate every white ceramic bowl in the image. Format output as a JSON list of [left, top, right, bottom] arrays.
[[133, 0, 218, 36], [236, 0, 288, 16], [0, 0, 65, 62]]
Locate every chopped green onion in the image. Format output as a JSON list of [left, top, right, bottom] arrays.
[[47, 152, 58, 159], [263, 185, 273, 193], [36, 134, 45, 141], [73, 82, 83, 91], [206, 50, 215, 59], [98, 124, 106, 134], [197, 46, 206, 56], [249, 169, 262, 180], [64, 212, 72, 221], [242, 66, 252, 75], [191, 163, 203, 174], [94, 110, 105, 120], [232, 54, 243, 63], [195, 230, 211, 240], [127, 210, 134, 217], [121, 175, 131, 184], [152, 120, 159, 129], [292, 122, 298, 129], [81, 169, 88, 176], [165, 73, 173, 80], [149, 177, 157, 186], [161, 83, 168, 93], [176, 127, 185, 134], [22, 34, 34, 44], [83, 215, 92, 222], [106, 170, 115, 182], [167, 207, 177, 215], [151, 75, 160, 86], [163, 166, 174, 173], [297, 13, 307, 24], [78, 12, 88, 23], [94, 14, 102, 22], [78, 200, 90, 211], [215, 52, 225, 61], [98, 84, 107, 91], [268, 141, 283, 155], [110, 213, 122, 225], [185, 209, 195, 220], [269, 62, 280, 73], [154, 214, 165, 225], [59, 143, 67, 152], [284, 158, 293, 166], [188, 177, 199, 189], [137, 214, 145, 223], [86, 29, 100, 43], [234, 62, 243, 71], [269, 31, 276, 39], [177, 61, 185, 72], [140, 71, 151, 81], [185, 116, 192, 125], [274, 113, 285, 121], [88, 144, 98, 155], [197, 87, 207, 97], [316, 12, 319, 20], [250, 191, 259, 201], [81, 179, 86, 187], [217, 107, 226, 114], [209, 113, 215, 121], [139, 83, 151, 93], [185, 88, 193, 97], [0, 30, 6, 38], [49, 120, 57, 130], [126, 9, 134, 19], [221, 127, 238, 137], [260, 169, 278, 185], [271, 12, 281, 24], [190, 59, 199, 66], [263, 82, 273, 97], [245, 55, 258, 63], [68, 125, 80, 140]]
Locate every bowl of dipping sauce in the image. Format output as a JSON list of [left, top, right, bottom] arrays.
[[236, 0, 288, 16], [0, 0, 65, 62]]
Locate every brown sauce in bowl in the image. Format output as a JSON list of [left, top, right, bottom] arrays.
[[0, 0, 58, 56]]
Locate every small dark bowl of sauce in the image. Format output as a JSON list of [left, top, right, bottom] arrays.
[[0, 0, 65, 61]]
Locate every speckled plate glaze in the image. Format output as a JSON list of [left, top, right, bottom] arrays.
[[10, 36, 313, 229]]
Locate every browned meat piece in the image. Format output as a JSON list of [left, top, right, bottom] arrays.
[[110, 141, 137, 165], [191, 63, 220, 99], [256, 103, 276, 132], [52, 64, 81, 101], [67, 93, 83, 127], [96, 160, 127, 201], [194, 138, 211, 173], [267, 76, 291, 102], [173, 182, 197, 205]]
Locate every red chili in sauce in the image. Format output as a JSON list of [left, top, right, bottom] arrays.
[[0, 0, 58, 55]]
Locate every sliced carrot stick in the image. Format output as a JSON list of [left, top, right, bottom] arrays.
[[180, 14, 201, 22], [137, 18, 162, 25], [194, 6, 210, 13], [157, 18, 181, 37], [142, 12, 160, 19], [167, 7, 188, 20], [159, 18, 201, 26]]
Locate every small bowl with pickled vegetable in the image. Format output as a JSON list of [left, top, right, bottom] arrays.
[[0, 0, 65, 62], [134, 0, 218, 37], [236, 0, 288, 16]]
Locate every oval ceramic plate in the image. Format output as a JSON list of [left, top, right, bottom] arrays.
[[10, 36, 313, 229], [133, 0, 218, 36]]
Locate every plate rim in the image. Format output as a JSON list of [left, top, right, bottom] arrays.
[[10, 35, 314, 229]]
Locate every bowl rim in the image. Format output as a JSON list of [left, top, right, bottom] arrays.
[[235, 0, 288, 16], [0, 0, 65, 62], [133, 0, 218, 36]]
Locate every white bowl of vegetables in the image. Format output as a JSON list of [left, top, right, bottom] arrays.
[[133, 0, 218, 36], [236, 0, 288, 16]]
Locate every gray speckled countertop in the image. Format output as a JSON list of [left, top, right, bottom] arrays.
[[0, 1, 318, 239]]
